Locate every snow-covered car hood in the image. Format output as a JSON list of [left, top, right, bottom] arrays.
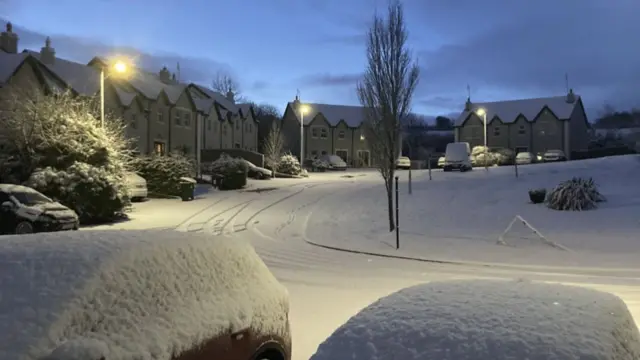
[[14, 201, 77, 221], [311, 279, 640, 360]]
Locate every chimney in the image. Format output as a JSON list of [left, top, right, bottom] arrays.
[[464, 97, 472, 111], [566, 88, 576, 103], [159, 66, 171, 83], [171, 73, 176, 82], [0, 22, 19, 54], [292, 94, 300, 107], [40, 37, 55, 64], [226, 89, 235, 103]]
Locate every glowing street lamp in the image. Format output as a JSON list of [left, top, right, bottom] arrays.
[[299, 104, 310, 165], [475, 108, 488, 171], [100, 60, 128, 128]]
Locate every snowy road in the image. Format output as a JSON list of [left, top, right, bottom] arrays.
[[168, 175, 640, 360]]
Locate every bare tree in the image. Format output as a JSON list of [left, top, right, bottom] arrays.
[[356, 0, 420, 232], [402, 113, 428, 159], [263, 122, 285, 177], [211, 70, 246, 103], [250, 103, 282, 119]]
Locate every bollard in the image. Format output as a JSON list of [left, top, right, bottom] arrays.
[[395, 175, 400, 250], [408, 168, 412, 194], [514, 160, 519, 178], [428, 155, 432, 180]]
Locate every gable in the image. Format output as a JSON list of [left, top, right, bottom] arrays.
[[308, 113, 331, 127]]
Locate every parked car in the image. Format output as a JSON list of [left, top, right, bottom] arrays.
[[0, 229, 292, 360], [515, 151, 536, 165], [243, 159, 273, 179], [437, 156, 445, 168], [0, 184, 79, 235], [395, 156, 411, 170], [318, 154, 348, 170], [443, 142, 472, 172], [543, 149, 567, 162], [125, 172, 148, 201]]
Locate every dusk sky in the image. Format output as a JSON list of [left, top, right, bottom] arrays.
[[2, 0, 640, 120]]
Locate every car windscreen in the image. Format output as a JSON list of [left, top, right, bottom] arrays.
[[516, 153, 531, 158], [11, 191, 52, 206]]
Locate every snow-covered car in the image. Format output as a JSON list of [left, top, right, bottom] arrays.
[[243, 159, 273, 179], [437, 156, 445, 168], [318, 154, 348, 170], [543, 149, 567, 162], [395, 156, 411, 170], [0, 229, 292, 360], [310, 280, 640, 360], [124, 172, 148, 201], [0, 184, 79, 235], [515, 151, 535, 165]]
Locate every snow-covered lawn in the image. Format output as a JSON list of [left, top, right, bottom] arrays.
[[306, 155, 640, 269]]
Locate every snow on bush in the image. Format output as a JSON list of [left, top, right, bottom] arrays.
[[312, 158, 331, 169], [0, 90, 133, 222], [546, 177, 606, 211], [0, 230, 290, 360], [26, 162, 129, 223], [133, 152, 195, 197], [278, 153, 303, 175], [310, 279, 640, 360], [471, 145, 489, 156], [205, 154, 249, 190]]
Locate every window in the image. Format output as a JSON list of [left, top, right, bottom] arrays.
[[321, 150, 327, 155], [311, 127, 320, 138], [248, 123, 252, 133], [235, 121, 240, 130], [207, 119, 212, 130], [234, 142, 241, 149], [518, 125, 526, 135], [222, 124, 227, 135], [130, 114, 137, 129], [338, 130, 345, 139], [493, 127, 500, 136], [311, 150, 318, 156], [335, 149, 348, 162], [174, 111, 181, 126], [154, 141, 166, 156], [320, 128, 328, 139], [183, 112, 191, 127], [157, 111, 164, 123]]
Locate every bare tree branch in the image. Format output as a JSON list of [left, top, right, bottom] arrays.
[[356, 0, 420, 232], [211, 71, 246, 103], [263, 122, 285, 176]]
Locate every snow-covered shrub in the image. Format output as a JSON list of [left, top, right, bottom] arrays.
[[278, 153, 303, 175], [207, 154, 248, 190], [471, 145, 488, 156], [492, 148, 515, 165], [133, 152, 195, 196], [312, 158, 331, 171], [546, 177, 606, 211], [0, 90, 133, 222], [528, 188, 547, 204], [26, 162, 129, 223]]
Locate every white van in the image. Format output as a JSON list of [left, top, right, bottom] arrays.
[[444, 142, 472, 172]]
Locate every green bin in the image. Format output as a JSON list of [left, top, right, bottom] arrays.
[[179, 177, 196, 201]]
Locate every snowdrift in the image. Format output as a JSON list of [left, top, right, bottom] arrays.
[[311, 279, 640, 360], [0, 230, 289, 360]]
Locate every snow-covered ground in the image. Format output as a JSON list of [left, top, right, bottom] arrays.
[[73, 161, 640, 359], [306, 155, 640, 270]]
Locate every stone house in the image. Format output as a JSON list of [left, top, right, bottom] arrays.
[[454, 90, 590, 158], [281, 97, 373, 167]]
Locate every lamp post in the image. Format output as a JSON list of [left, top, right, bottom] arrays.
[[100, 61, 128, 128], [299, 105, 309, 165], [476, 108, 488, 171]]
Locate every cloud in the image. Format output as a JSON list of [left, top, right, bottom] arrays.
[[250, 81, 269, 91], [411, 0, 640, 113], [2, 20, 231, 85], [298, 73, 362, 88]]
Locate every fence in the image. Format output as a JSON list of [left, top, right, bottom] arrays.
[[571, 146, 636, 160]]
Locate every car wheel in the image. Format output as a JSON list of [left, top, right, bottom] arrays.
[[15, 221, 34, 234]]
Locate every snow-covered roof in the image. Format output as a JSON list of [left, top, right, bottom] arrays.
[[192, 84, 238, 114], [311, 279, 640, 360], [0, 51, 28, 84], [289, 102, 364, 127], [0, 230, 289, 360], [455, 95, 581, 126], [237, 103, 257, 121]]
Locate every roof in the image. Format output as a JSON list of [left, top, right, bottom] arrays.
[[455, 95, 580, 126], [0, 229, 289, 360], [192, 84, 238, 113], [310, 279, 640, 360], [237, 103, 258, 121], [0, 51, 28, 84], [289, 102, 364, 127]]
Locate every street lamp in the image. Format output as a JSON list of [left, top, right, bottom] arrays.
[[299, 104, 309, 165], [100, 60, 128, 128], [475, 108, 488, 171]]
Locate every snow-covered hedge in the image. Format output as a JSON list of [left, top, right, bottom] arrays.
[[546, 177, 606, 211], [133, 152, 195, 197], [207, 154, 248, 190], [528, 188, 547, 204], [26, 162, 129, 223], [278, 153, 303, 175], [0, 90, 133, 222], [312, 158, 331, 169]]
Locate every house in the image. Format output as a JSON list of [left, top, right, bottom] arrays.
[[454, 90, 590, 159], [0, 22, 259, 166], [281, 96, 373, 167]]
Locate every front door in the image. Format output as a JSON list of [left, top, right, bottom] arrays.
[[357, 150, 370, 167]]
